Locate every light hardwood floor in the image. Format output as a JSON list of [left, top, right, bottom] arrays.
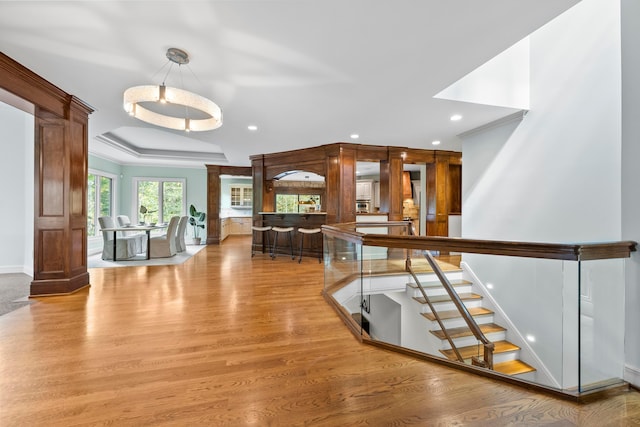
[[1, 236, 639, 426]]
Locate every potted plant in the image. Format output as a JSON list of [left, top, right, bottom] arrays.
[[189, 204, 206, 245], [139, 205, 156, 224]]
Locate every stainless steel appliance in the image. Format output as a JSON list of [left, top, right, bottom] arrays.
[[356, 200, 370, 213]]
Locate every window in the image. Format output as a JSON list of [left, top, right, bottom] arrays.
[[134, 178, 185, 224], [275, 194, 320, 213], [230, 185, 252, 207], [87, 171, 115, 237]]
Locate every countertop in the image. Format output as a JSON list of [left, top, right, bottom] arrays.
[[259, 212, 327, 215], [355, 212, 388, 216]]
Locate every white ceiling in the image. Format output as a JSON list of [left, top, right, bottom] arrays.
[[0, 0, 580, 168]]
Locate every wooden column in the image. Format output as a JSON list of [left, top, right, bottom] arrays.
[[206, 165, 252, 245], [325, 144, 356, 224], [426, 152, 452, 236], [385, 148, 405, 221], [206, 165, 221, 245], [0, 53, 93, 296], [31, 99, 93, 296]]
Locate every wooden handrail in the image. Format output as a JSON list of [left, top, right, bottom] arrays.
[[322, 223, 637, 261]]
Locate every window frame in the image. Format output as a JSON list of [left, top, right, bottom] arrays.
[[132, 177, 187, 224], [87, 168, 118, 239]]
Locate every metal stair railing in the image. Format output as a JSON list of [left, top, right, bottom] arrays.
[[407, 251, 494, 370]]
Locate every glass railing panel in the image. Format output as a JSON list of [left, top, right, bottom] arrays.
[[321, 225, 635, 397], [464, 253, 568, 388], [578, 258, 626, 392], [323, 234, 361, 293]]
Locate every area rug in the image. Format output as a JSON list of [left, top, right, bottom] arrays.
[[88, 244, 206, 268], [0, 273, 33, 317]]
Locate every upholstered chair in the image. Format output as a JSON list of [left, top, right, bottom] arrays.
[[98, 216, 137, 260], [149, 216, 180, 258], [116, 215, 147, 254], [175, 215, 189, 252]]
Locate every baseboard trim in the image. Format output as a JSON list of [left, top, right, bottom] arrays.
[[624, 364, 640, 389], [0, 265, 32, 275]]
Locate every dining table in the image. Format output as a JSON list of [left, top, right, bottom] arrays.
[[100, 223, 169, 261]]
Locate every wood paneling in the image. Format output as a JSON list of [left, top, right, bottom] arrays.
[[449, 164, 462, 214], [402, 171, 412, 200], [2, 52, 93, 296], [39, 118, 65, 217], [387, 149, 404, 221], [206, 165, 252, 245], [249, 144, 460, 237]]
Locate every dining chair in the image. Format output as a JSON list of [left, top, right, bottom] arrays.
[[116, 215, 147, 254], [149, 216, 180, 258], [98, 216, 137, 260], [175, 215, 189, 252]]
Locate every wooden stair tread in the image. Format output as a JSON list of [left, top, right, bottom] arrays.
[[407, 279, 472, 289], [493, 359, 537, 375], [430, 322, 506, 340], [413, 292, 482, 305], [439, 340, 520, 360], [421, 306, 493, 321]]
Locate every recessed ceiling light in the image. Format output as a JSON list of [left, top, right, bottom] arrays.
[[350, 134, 359, 139], [450, 114, 462, 121], [247, 125, 258, 131], [432, 140, 441, 146]]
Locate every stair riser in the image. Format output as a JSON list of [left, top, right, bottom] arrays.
[[492, 351, 520, 364], [422, 300, 483, 312], [409, 286, 473, 299], [410, 271, 463, 282], [438, 331, 507, 349], [431, 314, 495, 330]]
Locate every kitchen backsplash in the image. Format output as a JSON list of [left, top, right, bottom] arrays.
[[220, 208, 252, 218]]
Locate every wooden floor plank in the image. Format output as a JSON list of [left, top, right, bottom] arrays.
[[0, 236, 638, 425]]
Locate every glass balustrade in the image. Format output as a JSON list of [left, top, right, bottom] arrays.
[[321, 222, 635, 398]]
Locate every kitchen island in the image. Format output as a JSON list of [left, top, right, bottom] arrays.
[[258, 212, 327, 259]]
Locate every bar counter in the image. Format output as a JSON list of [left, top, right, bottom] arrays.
[[258, 212, 327, 258]]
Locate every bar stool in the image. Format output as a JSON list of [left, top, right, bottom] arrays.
[[271, 226, 295, 260], [251, 225, 272, 257], [297, 227, 323, 263]]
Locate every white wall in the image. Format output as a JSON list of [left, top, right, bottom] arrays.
[[621, 0, 640, 387], [0, 103, 34, 274], [461, 0, 628, 387], [463, 0, 621, 243]]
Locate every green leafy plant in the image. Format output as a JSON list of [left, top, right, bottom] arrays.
[[188, 204, 206, 239]]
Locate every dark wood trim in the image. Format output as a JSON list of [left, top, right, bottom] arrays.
[[321, 224, 637, 261], [206, 165, 252, 244], [1, 52, 93, 296], [250, 143, 461, 236]]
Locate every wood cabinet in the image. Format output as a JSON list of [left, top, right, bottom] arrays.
[[356, 180, 373, 200], [402, 171, 412, 200], [373, 181, 380, 208], [220, 218, 230, 241], [221, 217, 252, 240], [230, 185, 253, 208], [229, 217, 252, 235]]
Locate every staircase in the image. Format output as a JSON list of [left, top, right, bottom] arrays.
[[408, 274, 535, 376]]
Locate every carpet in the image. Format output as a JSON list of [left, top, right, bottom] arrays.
[[88, 244, 206, 268], [0, 273, 33, 317]]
